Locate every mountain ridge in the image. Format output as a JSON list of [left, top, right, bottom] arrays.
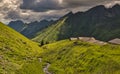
[[8, 19, 54, 38], [33, 4, 120, 43]]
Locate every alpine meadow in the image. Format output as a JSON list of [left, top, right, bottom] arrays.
[[0, 0, 120, 74]]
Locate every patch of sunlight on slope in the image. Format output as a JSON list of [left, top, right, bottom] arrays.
[[0, 22, 44, 74], [32, 17, 67, 43], [41, 40, 120, 74]]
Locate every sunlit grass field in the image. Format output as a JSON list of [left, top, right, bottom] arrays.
[[0, 22, 120, 74], [0, 22, 43, 74], [41, 40, 120, 74]]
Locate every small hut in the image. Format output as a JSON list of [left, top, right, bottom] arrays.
[[108, 38, 120, 45], [94, 40, 107, 45], [78, 37, 96, 42], [78, 37, 107, 45], [69, 37, 78, 41]]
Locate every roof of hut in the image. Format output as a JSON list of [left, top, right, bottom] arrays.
[[108, 38, 120, 44]]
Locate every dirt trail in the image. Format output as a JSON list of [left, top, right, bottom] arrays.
[[43, 63, 52, 74], [39, 58, 52, 74]]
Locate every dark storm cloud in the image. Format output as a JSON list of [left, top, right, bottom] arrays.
[[20, 0, 115, 12], [5, 11, 21, 19], [0, 0, 2, 2], [1, 0, 120, 23], [41, 14, 62, 20], [20, 0, 64, 12]]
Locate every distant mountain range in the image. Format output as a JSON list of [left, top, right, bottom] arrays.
[[33, 4, 120, 43], [8, 20, 54, 38], [8, 20, 25, 32], [8, 4, 120, 43]]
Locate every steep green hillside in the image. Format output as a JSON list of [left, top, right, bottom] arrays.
[[41, 40, 120, 74], [33, 5, 120, 43], [33, 18, 67, 43], [0, 22, 44, 74]]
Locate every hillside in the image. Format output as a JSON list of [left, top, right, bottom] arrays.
[[1, 21, 120, 74], [33, 4, 120, 43], [0, 22, 44, 74], [41, 40, 120, 74], [33, 17, 67, 43]]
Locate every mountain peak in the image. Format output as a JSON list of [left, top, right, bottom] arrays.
[[9, 20, 24, 24], [40, 19, 49, 23], [62, 11, 73, 18], [85, 5, 107, 16], [88, 5, 106, 11], [67, 11, 73, 15], [112, 4, 120, 8]]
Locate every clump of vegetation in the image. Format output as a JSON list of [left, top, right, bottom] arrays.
[[39, 40, 50, 47]]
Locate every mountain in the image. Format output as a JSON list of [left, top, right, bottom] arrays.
[[8, 20, 54, 38], [33, 4, 120, 43], [0, 22, 44, 74], [41, 40, 120, 74], [21, 20, 54, 38], [8, 20, 25, 32]]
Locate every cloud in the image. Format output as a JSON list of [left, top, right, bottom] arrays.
[[105, 1, 120, 8], [20, 0, 117, 12], [5, 11, 21, 19], [20, 0, 64, 12], [0, 0, 3, 2], [0, 0, 120, 24], [0, 0, 19, 23]]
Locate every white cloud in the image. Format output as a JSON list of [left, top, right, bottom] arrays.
[[0, 0, 120, 24], [105, 1, 120, 8]]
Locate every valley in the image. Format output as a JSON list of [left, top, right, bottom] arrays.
[[0, 2, 120, 74], [0, 21, 120, 74], [40, 40, 120, 74]]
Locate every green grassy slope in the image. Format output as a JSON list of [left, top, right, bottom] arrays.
[[41, 40, 120, 74], [33, 18, 67, 43], [0, 22, 44, 74], [1, 20, 120, 74]]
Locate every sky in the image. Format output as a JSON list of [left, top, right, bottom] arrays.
[[0, 0, 120, 23]]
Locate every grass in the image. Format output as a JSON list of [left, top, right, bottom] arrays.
[[1, 22, 120, 74], [41, 40, 120, 74], [33, 17, 67, 43], [0, 22, 43, 74]]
